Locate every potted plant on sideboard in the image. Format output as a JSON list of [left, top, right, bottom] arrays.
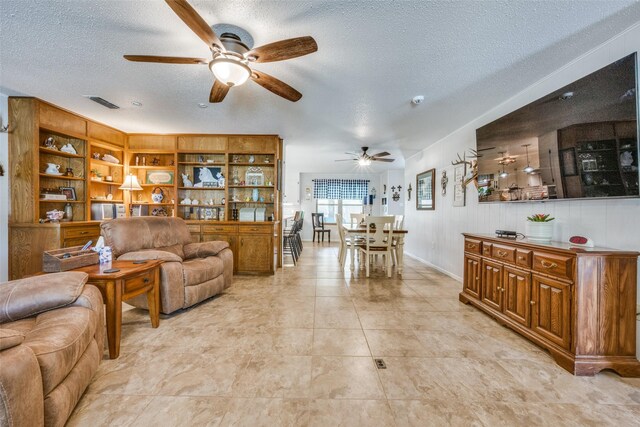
[[526, 213, 555, 242]]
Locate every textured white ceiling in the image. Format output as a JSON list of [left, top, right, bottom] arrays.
[[1, 0, 639, 173]]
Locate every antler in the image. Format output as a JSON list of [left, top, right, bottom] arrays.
[[451, 153, 472, 167]]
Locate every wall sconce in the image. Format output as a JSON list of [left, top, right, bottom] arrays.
[[407, 183, 412, 201], [305, 187, 311, 200], [391, 185, 402, 202]]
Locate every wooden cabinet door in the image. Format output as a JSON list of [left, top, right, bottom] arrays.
[[237, 234, 272, 273], [503, 266, 531, 327], [463, 255, 481, 299], [481, 259, 502, 312], [531, 275, 571, 350]]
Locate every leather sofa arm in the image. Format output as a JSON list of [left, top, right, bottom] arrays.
[[0, 272, 88, 323], [183, 241, 230, 259], [0, 342, 45, 426], [0, 329, 24, 351], [117, 250, 183, 262]]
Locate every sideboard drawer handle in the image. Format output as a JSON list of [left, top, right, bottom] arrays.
[[250, 228, 258, 231], [80, 231, 88, 235], [497, 250, 507, 257], [541, 260, 558, 269], [530, 300, 535, 305], [518, 256, 525, 260], [467, 243, 476, 249], [143, 278, 150, 284]]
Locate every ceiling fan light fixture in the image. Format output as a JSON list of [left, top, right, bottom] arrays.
[[209, 57, 251, 87], [358, 158, 371, 167]]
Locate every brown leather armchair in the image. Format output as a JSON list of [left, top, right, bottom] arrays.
[[100, 217, 233, 314], [0, 272, 104, 427]]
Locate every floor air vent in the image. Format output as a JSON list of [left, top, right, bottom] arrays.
[[89, 96, 120, 109], [374, 358, 386, 369]]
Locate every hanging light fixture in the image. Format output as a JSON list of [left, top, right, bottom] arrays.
[[498, 151, 509, 178], [522, 144, 534, 173]]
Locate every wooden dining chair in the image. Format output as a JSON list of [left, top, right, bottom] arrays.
[[355, 216, 395, 277], [312, 212, 330, 243], [391, 215, 404, 266]]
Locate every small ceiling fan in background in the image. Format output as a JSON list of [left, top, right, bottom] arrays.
[[124, 0, 318, 103], [335, 147, 396, 166]]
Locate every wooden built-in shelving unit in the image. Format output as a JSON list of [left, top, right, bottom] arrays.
[[9, 97, 283, 279]]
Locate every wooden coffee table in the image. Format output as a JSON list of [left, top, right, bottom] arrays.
[[74, 260, 162, 359]]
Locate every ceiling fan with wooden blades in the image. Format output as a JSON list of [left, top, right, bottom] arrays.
[[335, 147, 396, 166], [123, 0, 318, 103]]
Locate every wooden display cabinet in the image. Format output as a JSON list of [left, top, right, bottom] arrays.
[[460, 233, 640, 376], [8, 98, 124, 279], [8, 97, 283, 278]]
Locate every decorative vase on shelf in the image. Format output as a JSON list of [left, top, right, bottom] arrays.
[[252, 188, 259, 202]]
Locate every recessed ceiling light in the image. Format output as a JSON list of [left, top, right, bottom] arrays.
[[131, 101, 143, 107], [198, 103, 208, 109], [411, 95, 424, 105]]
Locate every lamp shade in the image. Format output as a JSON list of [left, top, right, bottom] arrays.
[[119, 174, 143, 191], [209, 57, 251, 87]]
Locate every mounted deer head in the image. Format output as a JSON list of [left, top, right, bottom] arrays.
[[451, 149, 481, 188]]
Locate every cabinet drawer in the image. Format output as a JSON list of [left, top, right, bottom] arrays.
[[465, 238, 481, 254], [239, 224, 272, 234], [202, 224, 237, 234], [482, 243, 492, 257], [532, 252, 574, 281], [124, 270, 155, 296], [187, 224, 201, 233], [492, 244, 516, 263], [516, 249, 532, 269], [63, 226, 100, 239], [63, 237, 99, 248]]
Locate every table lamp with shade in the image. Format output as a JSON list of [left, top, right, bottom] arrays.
[[119, 174, 143, 216]]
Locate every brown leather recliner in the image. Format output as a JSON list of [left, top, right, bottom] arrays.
[[0, 272, 104, 427], [100, 217, 233, 314]]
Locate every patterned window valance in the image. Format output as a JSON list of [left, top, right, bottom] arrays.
[[312, 179, 369, 200]]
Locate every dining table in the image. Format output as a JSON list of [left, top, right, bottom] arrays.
[[342, 223, 409, 274]]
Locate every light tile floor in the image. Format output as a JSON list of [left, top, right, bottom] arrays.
[[68, 244, 640, 426]]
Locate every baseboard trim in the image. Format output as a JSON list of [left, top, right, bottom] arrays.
[[404, 252, 462, 282]]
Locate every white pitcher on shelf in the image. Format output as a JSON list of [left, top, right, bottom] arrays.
[[45, 163, 61, 175]]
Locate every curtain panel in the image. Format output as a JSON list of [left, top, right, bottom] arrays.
[[312, 179, 369, 200]]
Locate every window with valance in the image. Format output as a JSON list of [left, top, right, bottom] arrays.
[[312, 179, 369, 200]]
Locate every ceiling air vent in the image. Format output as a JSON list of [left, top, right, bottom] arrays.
[[89, 96, 120, 109]]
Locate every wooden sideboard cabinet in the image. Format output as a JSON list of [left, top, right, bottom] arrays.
[[187, 221, 277, 275], [460, 233, 640, 377]]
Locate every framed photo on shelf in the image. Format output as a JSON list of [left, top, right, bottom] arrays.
[[59, 186, 77, 201], [131, 205, 142, 217], [145, 170, 174, 185], [192, 166, 221, 187]]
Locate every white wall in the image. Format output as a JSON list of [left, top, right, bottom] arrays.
[[298, 172, 382, 241], [381, 169, 405, 216], [0, 94, 8, 281], [403, 24, 640, 354]]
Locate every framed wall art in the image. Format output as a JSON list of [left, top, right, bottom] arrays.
[[192, 166, 221, 187], [416, 169, 435, 210], [145, 170, 174, 185], [453, 165, 465, 207]]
